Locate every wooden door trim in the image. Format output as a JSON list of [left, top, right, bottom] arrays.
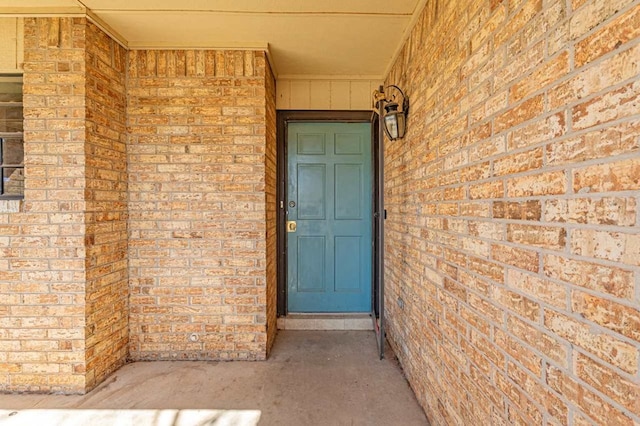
[[276, 110, 374, 316]]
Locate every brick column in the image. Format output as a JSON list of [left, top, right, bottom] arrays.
[[84, 21, 128, 390], [0, 17, 128, 394], [1, 17, 88, 393], [127, 50, 274, 361]]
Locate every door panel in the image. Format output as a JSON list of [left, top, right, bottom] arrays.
[[287, 122, 372, 313], [297, 164, 326, 219], [297, 133, 326, 155], [297, 236, 325, 291], [335, 164, 362, 219], [335, 236, 361, 291]]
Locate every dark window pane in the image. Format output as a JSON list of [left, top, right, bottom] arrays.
[[0, 81, 22, 103], [0, 105, 22, 118], [2, 167, 24, 196], [0, 119, 23, 133], [0, 75, 24, 198], [0, 93, 21, 103], [2, 138, 24, 165]]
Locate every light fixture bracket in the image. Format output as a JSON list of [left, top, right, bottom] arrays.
[[373, 85, 409, 141]]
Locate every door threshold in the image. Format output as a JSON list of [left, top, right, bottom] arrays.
[[277, 313, 373, 330]]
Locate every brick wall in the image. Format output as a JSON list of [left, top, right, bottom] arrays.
[[84, 21, 128, 389], [384, 0, 640, 424], [0, 17, 129, 394], [127, 50, 273, 361], [1, 20, 276, 392], [265, 61, 277, 353], [1, 17, 88, 393], [0, 18, 85, 392]]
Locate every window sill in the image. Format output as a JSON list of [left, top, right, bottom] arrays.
[[0, 198, 22, 213]]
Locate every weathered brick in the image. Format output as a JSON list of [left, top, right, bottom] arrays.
[[2, 3, 638, 426], [470, 180, 504, 199], [543, 197, 636, 226], [510, 51, 570, 102], [573, 157, 640, 193], [507, 315, 569, 367], [3, 17, 278, 394], [495, 329, 542, 375], [507, 113, 566, 151], [491, 243, 539, 273], [569, 0, 638, 40], [549, 42, 640, 111], [544, 309, 637, 374], [574, 353, 640, 414], [493, 200, 541, 221], [494, 0, 543, 48], [507, 224, 566, 250], [576, 5, 640, 67], [496, 372, 543, 425], [507, 361, 568, 422], [546, 119, 640, 166], [1, 17, 89, 394], [494, 287, 540, 322], [469, 136, 506, 162], [493, 148, 543, 176], [506, 171, 566, 197], [494, 95, 544, 134], [507, 269, 566, 309], [547, 365, 635, 425], [543, 254, 635, 299], [571, 291, 640, 342], [570, 229, 640, 266]]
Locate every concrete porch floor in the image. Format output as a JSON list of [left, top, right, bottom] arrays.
[[0, 331, 429, 425]]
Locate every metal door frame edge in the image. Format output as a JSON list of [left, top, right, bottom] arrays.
[[276, 110, 376, 316]]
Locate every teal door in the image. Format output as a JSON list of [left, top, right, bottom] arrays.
[[287, 122, 372, 312]]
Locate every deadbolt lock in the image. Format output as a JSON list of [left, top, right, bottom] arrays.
[[286, 221, 297, 232]]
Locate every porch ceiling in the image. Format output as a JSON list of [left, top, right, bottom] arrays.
[[0, 0, 427, 78]]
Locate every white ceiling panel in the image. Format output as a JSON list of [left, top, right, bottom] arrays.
[[98, 12, 409, 76], [81, 0, 419, 14], [0, 0, 83, 13], [0, 0, 79, 6], [0, 0, 426, 77]]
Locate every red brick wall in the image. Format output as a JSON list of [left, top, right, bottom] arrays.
[[127, 50, 272, 361], [84, 21, 128, 389], [384, 0, 640, 424]]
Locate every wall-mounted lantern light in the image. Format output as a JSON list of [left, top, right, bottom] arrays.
[[373, 85, 409, 140]]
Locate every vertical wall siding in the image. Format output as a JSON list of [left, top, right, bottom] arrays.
[[384, 0, 640, 424], [276, 79, 382, 110], [0, 17, 24, 71]]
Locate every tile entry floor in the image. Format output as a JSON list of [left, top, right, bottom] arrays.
[[0, 331, 429, 425]]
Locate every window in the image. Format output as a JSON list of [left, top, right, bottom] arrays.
[[0, 75, 23, 199]]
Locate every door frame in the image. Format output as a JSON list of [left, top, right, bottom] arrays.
[[276, 110, 379, 316]]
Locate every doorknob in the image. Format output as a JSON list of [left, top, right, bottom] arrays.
[[287, 221, 297, 232]]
